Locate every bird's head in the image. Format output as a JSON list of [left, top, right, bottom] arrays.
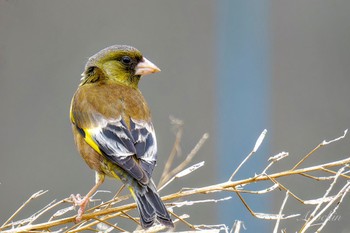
[[80, 45, 160, 88]]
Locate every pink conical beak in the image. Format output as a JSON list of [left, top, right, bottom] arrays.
[[135, 57, 161, 76]]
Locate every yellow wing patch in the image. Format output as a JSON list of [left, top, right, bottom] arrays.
[[84, 128, 103, 155]]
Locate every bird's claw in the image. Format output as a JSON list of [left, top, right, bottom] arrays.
[[70, 194, 89, 222], [70, 194, 84, 206]]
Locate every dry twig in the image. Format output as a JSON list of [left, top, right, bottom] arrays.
[[1, 122, 349, 233]]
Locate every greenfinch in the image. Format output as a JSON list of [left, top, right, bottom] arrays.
[[70, 45, 174, 228]]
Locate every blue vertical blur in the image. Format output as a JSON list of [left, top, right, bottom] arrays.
[[216, 0, 271, 231]]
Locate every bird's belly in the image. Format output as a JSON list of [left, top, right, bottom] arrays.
[[101, 159, 130, 182], [101, 158, 144, 193]]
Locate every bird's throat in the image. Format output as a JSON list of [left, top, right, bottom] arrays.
[[108, 75, 141, 89]]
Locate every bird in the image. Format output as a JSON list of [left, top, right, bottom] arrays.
[[69, 45, 174, 229]]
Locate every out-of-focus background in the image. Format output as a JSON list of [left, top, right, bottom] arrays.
[[1, 0, 350, 232]]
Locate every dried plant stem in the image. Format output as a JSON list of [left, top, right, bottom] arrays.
[[267, 176, 304, 204], [168, 210, 196, 230], [121, 211, 140, 226], [229, 129, 267, 181], [321, 167, 350, 179], [2, 127, 349, 233], [299, 182, 350, 233], [68, 212, 125, 233], [159, 117, 184, 187], [235, 192, 255, 217], [292, 144, 323, 170], [91, 217, 125, 232], [3, 155, 350, 233], [273, 191, 289, 233], [298, 167, 347, 233], [315, 181, 350, 233], [232, 220, 245, 233], [1, 190, 48, 227], [292, 129, 347, 170], [159, 133, 209, 187]]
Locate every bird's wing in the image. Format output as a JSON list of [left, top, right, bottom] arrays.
[[73, 113, 157, 184], [129, 118, 158, 177]]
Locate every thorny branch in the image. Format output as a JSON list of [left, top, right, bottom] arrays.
[[1, 121, 349, 233]]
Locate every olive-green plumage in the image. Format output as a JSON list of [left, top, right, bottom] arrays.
[[70, 45, 173, 228]]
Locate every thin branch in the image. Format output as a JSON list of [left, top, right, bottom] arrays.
[[168, 210, 196, 229], [1, 190, 48, 227], [320, 167, 350, 179], [4, 155, 350, 233], [158, 161, 205, 192], [2, 127, 350, 233], [299, 172, 332, 181], [273, 191, 289, 233], [299, 167, 347, 233], [159, 133, 209, 187], [68, 212, 124, 233], [316, 181, 350, 232], [92, 217, 126, 232], [267, 175, 304, 204], [170, 196, 232, 208], [224, 184, 279, 194], [235, 192, 256, 218], [292, 129, 347, 170], [121, 211, 141, 226], [229, 129, 267, 181], [231, 220, 245, 233], [158, 116, 184, 187], [304, 167, 345, 224], [300, 182, 350, 233], [263, 151, 289, 174]]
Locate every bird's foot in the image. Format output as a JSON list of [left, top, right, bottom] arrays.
[[70, 194, 89, 222]]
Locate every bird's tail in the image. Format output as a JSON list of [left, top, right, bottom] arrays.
[[129, 182, 174, 229]]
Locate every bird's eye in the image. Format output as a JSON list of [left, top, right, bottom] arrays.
[[121, 56, 132, 65]]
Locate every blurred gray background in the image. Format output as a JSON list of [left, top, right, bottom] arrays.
[[1, 0, 350, 232]]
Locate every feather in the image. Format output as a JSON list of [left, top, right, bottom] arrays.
[[81, 116, 157, 184]]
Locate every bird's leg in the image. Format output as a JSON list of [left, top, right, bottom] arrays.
[[71, 172, 105, 222]]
